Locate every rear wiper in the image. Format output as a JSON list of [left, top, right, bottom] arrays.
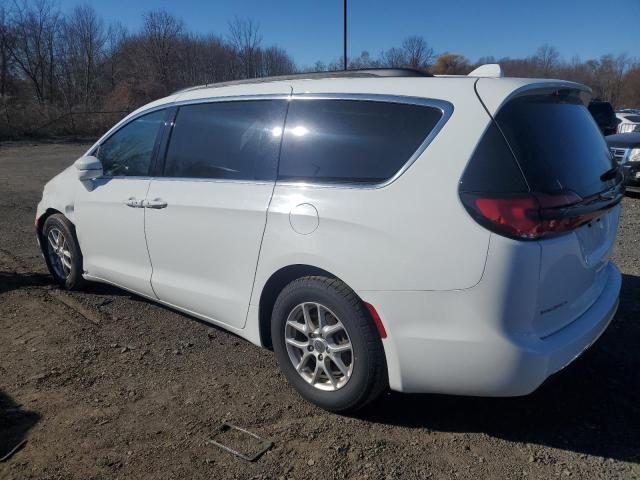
[[541, 184, 623, 220]]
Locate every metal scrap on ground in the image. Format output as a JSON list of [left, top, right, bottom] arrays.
[[207, 423, 273, 462]]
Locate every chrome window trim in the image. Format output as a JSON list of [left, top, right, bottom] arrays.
[[276, 93, 454, 190], [148, 177, 274, 186], [93, 93, 453, 188], [94, 176, 152, 181], [159, 95, 290, 183], [93, 95, 291, 181], [91, 176, 272, 186], [91, 107, 172, 155], [91, 94, 292, 155], [173, 93, 292, 107]]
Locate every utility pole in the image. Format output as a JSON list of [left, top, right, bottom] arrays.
[[343, 0, 347, 70]]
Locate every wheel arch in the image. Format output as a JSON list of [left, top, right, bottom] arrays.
[[258, 264, 333, 349], [36, 208, 66, 240], [36, 208, 80, 253], [258, 264, 384, 352]]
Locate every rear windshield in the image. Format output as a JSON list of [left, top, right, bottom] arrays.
[[622, 115, 640, 123], [496, 94, 616, 198]]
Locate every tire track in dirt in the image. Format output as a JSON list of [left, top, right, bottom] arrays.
[[0, 247, 103, 326]]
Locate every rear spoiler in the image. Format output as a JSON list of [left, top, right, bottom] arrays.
[[476, 78, 593, 115]]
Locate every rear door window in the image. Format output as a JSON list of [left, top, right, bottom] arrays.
[[164, 100, 288, 181], [496, 94, 617, 198], [278, 99, 444, 184]]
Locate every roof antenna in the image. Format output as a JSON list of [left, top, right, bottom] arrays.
[[468, 64, 504, 78]]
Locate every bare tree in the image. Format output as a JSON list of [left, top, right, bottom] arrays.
[[348, 50, 379, 69], [142, 10, 184, 93], [0, 4, 15, 97], [475, 56, 496, 65], [311, 60, 327, 72], [3, 4, 640, 139], [591, 54, 631, 105], [228, 16, 262, 78], [533, 44, 560, 76], [380, 47, 407, 68], [8, 0, 60, 103], [619, 62, 640, 108], [401, 36, 434, 70], [103, 21, 127, 92], [59, 4, 106, 108], [261, 45, 295, 76], [199, 34, 238, 83]]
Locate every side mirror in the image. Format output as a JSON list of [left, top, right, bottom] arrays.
[[74, 155, 103, 181]]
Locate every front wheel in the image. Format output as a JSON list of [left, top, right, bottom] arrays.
[[41, 214, 85, 290], [271, 276, 387, 412]]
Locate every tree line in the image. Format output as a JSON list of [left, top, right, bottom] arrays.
[[339, 44, 639, 110], [1, 0, 638, 140]]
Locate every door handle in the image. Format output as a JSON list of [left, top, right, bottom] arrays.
[[144, 198, 168, 209], [125, 197, 144, 208]]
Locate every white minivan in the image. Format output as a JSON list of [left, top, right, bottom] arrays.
[[36, 67, 623, 411]]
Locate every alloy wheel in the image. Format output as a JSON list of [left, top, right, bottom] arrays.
[[284, 302, 354, 391], [46, 227, 72, 280]]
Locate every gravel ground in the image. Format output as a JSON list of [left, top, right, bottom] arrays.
[[0, 142, 639, 480]]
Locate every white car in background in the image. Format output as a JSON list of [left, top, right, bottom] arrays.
[[616, 112, 640, 133], [36, 67, 623, 412]]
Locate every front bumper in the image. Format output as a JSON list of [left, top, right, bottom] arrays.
[[360, 263, 621, 396]]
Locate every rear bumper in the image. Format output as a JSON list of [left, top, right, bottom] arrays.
[[361, 262, 621, 396]]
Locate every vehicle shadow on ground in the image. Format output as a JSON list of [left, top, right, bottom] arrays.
[[0, 390, 40, 462], [0, 270, 133, 298], [0, 271, 51, 295], [361, 273, 640, 463]]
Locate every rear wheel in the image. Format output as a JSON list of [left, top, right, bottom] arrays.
[[271, 276, 387, 412], [41, 214, 85, 290]]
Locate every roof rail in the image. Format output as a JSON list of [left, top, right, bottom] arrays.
[[468, 63, 504, 78], [173, 68, 433, 95]]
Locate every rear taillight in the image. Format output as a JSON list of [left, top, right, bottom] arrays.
[[460, 191, 601, 240]]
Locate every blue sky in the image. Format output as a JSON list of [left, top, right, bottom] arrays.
[[56, 0, 640, 68]]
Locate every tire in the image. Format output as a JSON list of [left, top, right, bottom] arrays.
[[271, 276, 387, 412], [41, 214, 85, 290]]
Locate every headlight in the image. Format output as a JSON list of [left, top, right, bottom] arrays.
[[630, 148, 640, 162]]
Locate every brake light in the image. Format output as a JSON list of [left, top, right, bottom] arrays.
[[474, 196, 539, 238], [460, 191, 602, 240]]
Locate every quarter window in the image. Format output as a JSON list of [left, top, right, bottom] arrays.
[[163, 100, 288, 181], [96, 109, 166, 177], [278, 99, 444, 184]]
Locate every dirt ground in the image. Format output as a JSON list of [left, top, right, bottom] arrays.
[[0, 142, 638, 480]]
